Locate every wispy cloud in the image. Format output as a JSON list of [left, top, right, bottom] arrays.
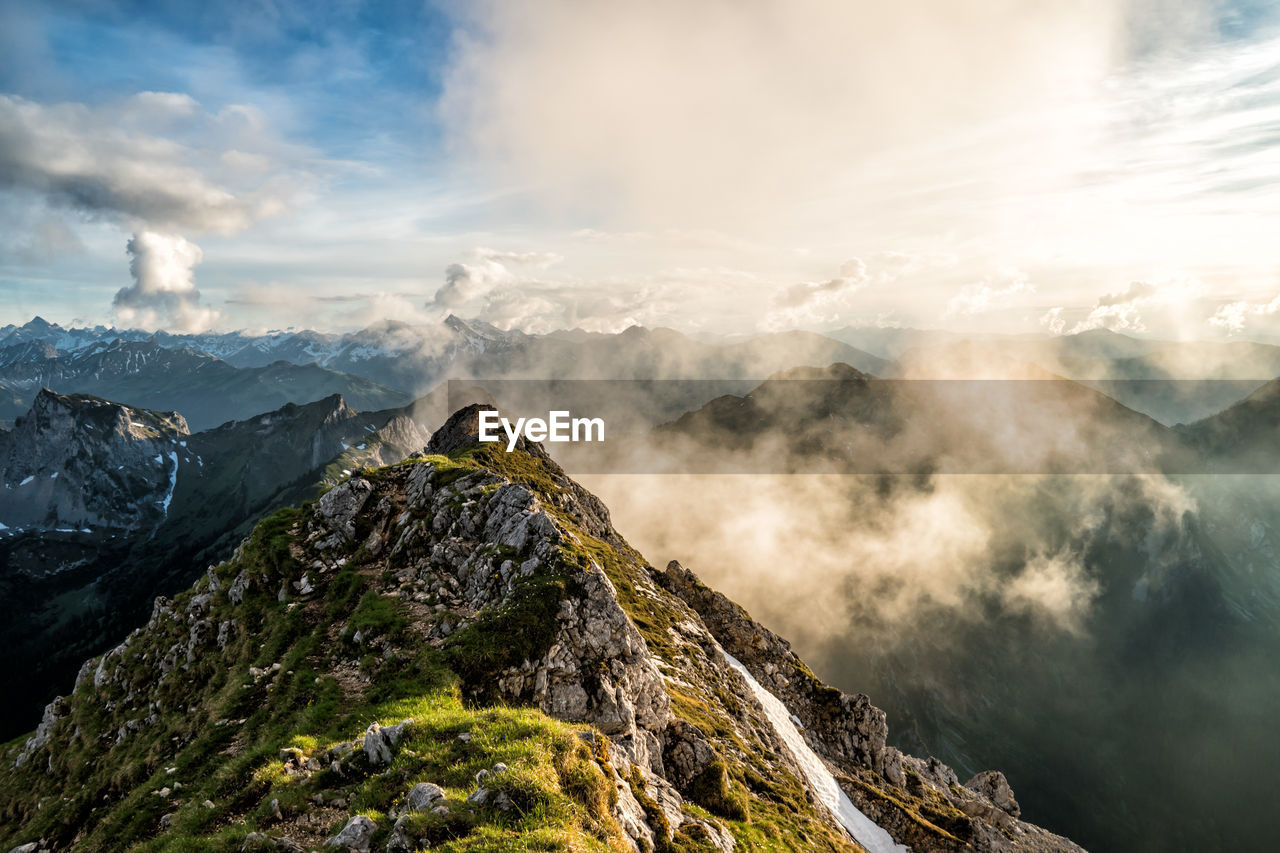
[[0, 93, 296, 233], [945, 269, 1034, 317]]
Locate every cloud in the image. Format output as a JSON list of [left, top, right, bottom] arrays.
[[425, 247, 657, 333], [1002, 553, 1100, 633], [774, 258, 869, 309], [1044, 278, 1206, 335], [112, 231, 219, 333], [0, 203, 84, 264], [438, 0, 1135, 239], [585, 471, 1183, 652], [1209, 294, 1280, 334], [1041, 307, 1068, 335], [0, 93, 296, 233], [428, 247, 564, 312], [945, 269, 1034, 316], [762, 259, 873, 330]]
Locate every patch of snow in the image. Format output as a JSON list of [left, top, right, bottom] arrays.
[[157, 451, 179, 517], [19, 475, 34, 486], [356, 443, 366, 450], [724, 653, 910, 853], [153, 454, 163, 464], [0, 522, 7, 530], [179, 440, 187, 447], [50, 471, 58, 479]]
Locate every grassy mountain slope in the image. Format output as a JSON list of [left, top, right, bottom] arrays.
[[1, 408, 1082, 853]]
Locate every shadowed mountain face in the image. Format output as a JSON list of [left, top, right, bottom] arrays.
[[573, 366, 1280, 853], [1177, 377, 1280, 465], [1, 406, 1083, 853], [0, 390, 188, 536], [0, 392, 439, 740]]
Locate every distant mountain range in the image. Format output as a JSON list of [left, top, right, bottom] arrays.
[[1, 314, 889, 389], [0, 337, 411, 431], [8, 317, 1280, 429]]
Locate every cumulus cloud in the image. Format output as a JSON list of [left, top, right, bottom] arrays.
[[1209, 294, 1280, 334], [112, 231, 219, 333], [0, 91, 310, 331], [945, 269, 1034, 316]]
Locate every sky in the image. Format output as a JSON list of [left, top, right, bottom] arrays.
[[1, 0, 1280, 340]]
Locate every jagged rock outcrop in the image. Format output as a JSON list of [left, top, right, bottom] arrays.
[[0, 404, 1087, 853]]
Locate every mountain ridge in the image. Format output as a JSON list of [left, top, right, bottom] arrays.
[[1, 404, 1084, 853], [0, 390, 439, 741]]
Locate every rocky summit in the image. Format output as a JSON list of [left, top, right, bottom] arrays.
[[1, 405, 1085, 853]]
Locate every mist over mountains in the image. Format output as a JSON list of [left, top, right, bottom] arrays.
[[5, 315, 1280, 852]]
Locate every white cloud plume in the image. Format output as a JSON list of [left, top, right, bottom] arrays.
[[112, 231, 219, 333]]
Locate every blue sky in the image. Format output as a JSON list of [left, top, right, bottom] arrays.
[[2, 0, 1280, 340]]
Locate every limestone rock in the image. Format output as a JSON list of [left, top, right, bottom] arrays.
[[967, 769, 1022, 818], [406, 782, 444, 812], [325, 815, 377, 852], [362, 720, 411, 767]]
